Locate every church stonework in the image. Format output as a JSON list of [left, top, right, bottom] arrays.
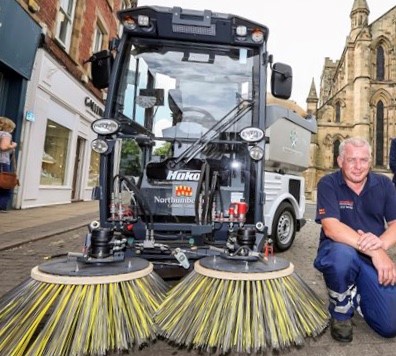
[[303, 0, 396, 201]]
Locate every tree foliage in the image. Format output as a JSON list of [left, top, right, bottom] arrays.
[[120, 139, 141, 176], [153, 142, 171, 157]]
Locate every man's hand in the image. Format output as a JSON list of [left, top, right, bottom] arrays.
[[371, 249, 396, 286], [357, 230, 383, 252]]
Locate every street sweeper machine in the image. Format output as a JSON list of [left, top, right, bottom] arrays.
[[87, 5, 317, 272], [0, 6, 329, 356]]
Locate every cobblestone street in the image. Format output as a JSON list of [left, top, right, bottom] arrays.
[[1, 213, 396, 355], [0, 227, 86, 296]]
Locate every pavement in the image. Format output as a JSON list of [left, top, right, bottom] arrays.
[[0, 200, 314, 251], [1, 200, 396, 355], [0, 200, 99, 251]]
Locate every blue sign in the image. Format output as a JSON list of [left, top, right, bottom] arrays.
[[25, 111, 35, 122]]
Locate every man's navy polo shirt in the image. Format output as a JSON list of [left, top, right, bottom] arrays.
[[316, 170, 396, 241]]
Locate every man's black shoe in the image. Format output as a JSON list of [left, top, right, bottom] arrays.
[[330, 318, 353, 342]]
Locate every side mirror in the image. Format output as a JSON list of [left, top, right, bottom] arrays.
[[89, 50, 113, 89], [270, 62, 292, 100]]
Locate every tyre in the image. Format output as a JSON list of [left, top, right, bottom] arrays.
[[270, 201, 296, 251]]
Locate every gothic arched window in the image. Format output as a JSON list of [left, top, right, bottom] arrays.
[[335, 102, 341, 123], [333, 140, 340, 168], [375, 101, 384, 166], [376, 46, 385, 81]]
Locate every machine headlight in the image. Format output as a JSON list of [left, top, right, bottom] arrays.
[[236, 25, 247, 37], [251, 29, 264, 43], [122, 15, 137, 30], [138, 15, 150, 27], [240, 127, 264, 142], [91, 119, 120, 135], [249, 145, 264, 160], [91, 139, 109, 154]]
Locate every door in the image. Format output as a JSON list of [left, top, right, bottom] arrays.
[[0, 71, 8, 115], [72, 136, 86, 201]]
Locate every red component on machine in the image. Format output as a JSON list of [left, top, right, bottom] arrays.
[[228, 201, 248, 223], [228, 206, 235, 221], [237, 201, 248, 214], [264, 240, 274, 257]]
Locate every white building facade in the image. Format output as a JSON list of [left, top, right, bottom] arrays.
[[16, 49, 102, 208]]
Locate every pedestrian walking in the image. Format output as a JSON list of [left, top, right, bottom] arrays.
[[0, 116, 17, 212], [314, 137, 396, 342]]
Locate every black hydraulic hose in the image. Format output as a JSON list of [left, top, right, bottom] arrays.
[[114, 174, 154, 228], [205, 171, 218, 225], [112, 175, 143, 221], [218, 188, 224, 218], [195, 161, 207, 224], [125, 176, 153, 227], [202, 162, 211, 225]]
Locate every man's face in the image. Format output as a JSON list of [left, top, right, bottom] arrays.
[[337, 143, 371, 184]]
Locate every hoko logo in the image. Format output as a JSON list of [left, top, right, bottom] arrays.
[[166, 170, 201, 181]]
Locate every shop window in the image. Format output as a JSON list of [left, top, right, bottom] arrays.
[[56, 0, 76, 51], [41, 120, 70, 185], [88, 150, 100, 187]]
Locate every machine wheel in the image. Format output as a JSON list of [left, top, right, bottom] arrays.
[[271, 202, 296, 252]]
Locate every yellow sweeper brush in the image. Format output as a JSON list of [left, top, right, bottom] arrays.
[[155, 254, 329, 354], [0, 256, 168, 356]]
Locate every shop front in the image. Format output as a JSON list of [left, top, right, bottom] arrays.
[[0, 1, 42, 209], [17, 49, 102, 208]]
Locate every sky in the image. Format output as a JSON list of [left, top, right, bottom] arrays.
[[138, 0, 395, 109]]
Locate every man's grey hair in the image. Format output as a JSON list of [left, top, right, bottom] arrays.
[[338, 137, 372, 158]]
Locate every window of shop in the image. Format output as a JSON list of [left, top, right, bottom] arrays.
[[88, 150, 100, 187], [41, 120, 70, 185]]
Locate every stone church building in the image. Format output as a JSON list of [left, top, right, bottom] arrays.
[[303, 0, 396, 200]]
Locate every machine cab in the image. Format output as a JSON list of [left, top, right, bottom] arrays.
[[90, 5, 295, 260]]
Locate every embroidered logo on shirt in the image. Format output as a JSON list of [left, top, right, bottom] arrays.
[[339, 200, 354, 210], [318, 208, 326, 215]]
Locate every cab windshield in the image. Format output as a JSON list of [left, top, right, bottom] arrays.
[[114, 40, 257, 141]]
